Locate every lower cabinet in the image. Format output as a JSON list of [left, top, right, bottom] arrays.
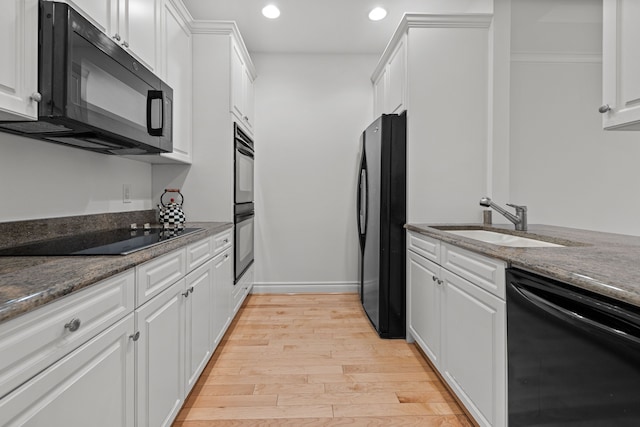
[[407, 231, 506, 427], [407, 250, 441, 367], [0, 314, 136, 427], [212, 247, 233, 348], [185, 259, 214, 392], [0, 229, 247, 427], [136, 279, 186, 427]]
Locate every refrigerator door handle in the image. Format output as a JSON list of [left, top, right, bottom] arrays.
[[360, 168, 367, 236]]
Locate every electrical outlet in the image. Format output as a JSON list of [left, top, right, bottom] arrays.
[[123, 184, 132, 203]]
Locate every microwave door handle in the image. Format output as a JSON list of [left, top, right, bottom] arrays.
[[147, 90, 164, 136]]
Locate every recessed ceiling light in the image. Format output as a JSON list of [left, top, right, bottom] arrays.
[[262, 4, 280, 19], [368, 7, 387, 21]]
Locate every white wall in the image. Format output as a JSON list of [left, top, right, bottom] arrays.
[[252, 53, 377, 292], [0, 133, 152, 222], [509, 0, 640, 235]]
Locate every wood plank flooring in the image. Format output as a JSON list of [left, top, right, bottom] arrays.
[[173, 293, 473, 426]]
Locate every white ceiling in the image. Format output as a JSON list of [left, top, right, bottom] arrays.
[[181, 0, 493, 54]]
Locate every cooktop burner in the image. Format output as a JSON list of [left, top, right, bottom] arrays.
[[0, 227, 204, 256]]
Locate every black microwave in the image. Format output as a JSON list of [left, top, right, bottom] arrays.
[[0, 1, 173, 155]]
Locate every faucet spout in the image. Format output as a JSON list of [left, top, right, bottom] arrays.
[[479, 197, 527, 231]]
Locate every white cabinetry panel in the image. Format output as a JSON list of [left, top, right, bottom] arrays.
[[135, 279, 185, 427], [0, 0, 38, 120], [407, 250, 441, 367], [0, 270, 134, 399], [0, 314, 135, 427], [602, 0, 640, 130]]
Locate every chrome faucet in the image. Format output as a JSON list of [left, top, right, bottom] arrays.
[[479, 197, 527, 231]]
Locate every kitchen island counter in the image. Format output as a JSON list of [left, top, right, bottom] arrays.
[[407, 223, 640, 308]]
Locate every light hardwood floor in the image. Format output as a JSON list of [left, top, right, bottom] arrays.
[[173, 293, 473, 426]]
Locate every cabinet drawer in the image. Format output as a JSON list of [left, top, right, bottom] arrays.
[[0, 313, 135, 427], [213, 229, 232, 256], [186, 237, 214, 271], [0, 270, 135, 399], [407, 231, 440, 263], [441, 242, 506, 299], [136, 248, 186, 306]]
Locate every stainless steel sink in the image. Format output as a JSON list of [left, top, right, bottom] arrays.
[[441, 229, 564, 248]]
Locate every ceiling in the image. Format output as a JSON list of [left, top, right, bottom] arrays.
[[181, 0, 493, 54]]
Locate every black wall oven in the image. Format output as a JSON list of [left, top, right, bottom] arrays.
[[234, 123, 254, 283], [234, 203, 254, 283], [235, 123, 254, 204]]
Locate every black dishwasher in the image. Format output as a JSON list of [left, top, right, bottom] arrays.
[[507, 269, 640, 426]]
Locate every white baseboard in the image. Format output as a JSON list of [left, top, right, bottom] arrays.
[[251, 281, 359, 294]]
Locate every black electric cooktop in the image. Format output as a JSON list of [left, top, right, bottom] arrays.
[[0, 227, 204, 256]]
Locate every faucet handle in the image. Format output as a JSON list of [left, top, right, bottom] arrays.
[[507, 203, 527, 211]]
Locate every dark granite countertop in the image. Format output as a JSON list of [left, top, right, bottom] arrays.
[[406, 223, 640, 308], [0, 221, 232, 325]]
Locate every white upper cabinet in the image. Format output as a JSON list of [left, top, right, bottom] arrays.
[[371, 34, 406, 116], [0, 0, 39, 120], [231, 37, 256, 133], [601, 0, 640, 130], [68, 0, 161, 73], [159, 0, 192, 163]]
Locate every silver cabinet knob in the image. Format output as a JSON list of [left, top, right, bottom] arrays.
[[30, 92, 42, 102], [224, 254, 229, 259], [437, 279, 444, 285], [64, 318, 81, 332], [113, 33, 121, 41], [223, 238, 229, 243], [432, 276, 437, 282], [182, 286, 194, 297], [599, 104, 612, 113], [129, 331, 140, 341], [122, 41, 129, 48]]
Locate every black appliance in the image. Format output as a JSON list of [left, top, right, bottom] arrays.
[[0, 1, 173, 155], [357, 112, 406, 338], [234, 123, 254, 204], [234, 203, 254, 283], [0, 227, 203, 256], [507, 268, 640, 426], [233, 122, 254, 283]]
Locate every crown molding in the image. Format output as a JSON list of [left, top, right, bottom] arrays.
[[189, 20, 256, 78], [372, 13, 494, 82]]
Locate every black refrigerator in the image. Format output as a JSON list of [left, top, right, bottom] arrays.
[[357, 112, 406, 338]]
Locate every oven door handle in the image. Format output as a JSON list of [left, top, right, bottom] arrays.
[[235, 212, 254, 223], [511, 281, 640, 346], [236, 146, 254, 158]]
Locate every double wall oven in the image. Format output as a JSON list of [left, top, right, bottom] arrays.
[[234, 123, 254, 283]]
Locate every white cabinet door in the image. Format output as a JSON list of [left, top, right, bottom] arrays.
[[602, 0, 640, 130], [0, 0, 39, 120], [230, 38, 255, 132], [0, 314, 135, 427], [212, 247, 233, 349], [407, 250, 441, 368], [121, 0, 161, 72], [136, 279, 185, 427], [373, 69, 386, 119], [386, 36, 406, 114], [231, 39, 245, 124], [66, 0, 115, 34], [160, 0, 192, 163], [243, 65, 255, 130], [184, 259, 213, 393], [441, 269, 506, 427], [69, 0, 160, 72]]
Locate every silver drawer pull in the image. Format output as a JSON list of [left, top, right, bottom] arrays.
[[64, 318, 81, 332], [223, 238, 229, 243], [129, 331, 140, 341]]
